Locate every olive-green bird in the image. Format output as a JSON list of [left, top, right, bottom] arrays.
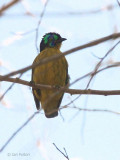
[[32, 32, 69, 118]]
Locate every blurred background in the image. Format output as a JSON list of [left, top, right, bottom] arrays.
[[0, 0, 120, 160]]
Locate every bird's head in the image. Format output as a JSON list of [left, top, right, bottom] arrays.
[[40, 32, 66, 51]]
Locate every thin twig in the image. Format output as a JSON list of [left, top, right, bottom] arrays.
[[0, 74, 22, 101], [70, 41, 120, 117], [0, 104, 119, 153], [0, 62, 120, 96], [2, 76, 120, 95], [74, 40, 120, 136], [61, 62, 120, 107], [0, 111, 40, 152], [1, 4, 118, 17], [63, 148, 69, 160], [86, 40, 120, 88], [73, 40, 120, 130], [70, 62, 120, 86], [35, 0, 49, 52], [90, 52, 102, 59], [53, 143, 69, 160], [0, 32, 120, 80], [117, 0, 120, 7], [0, 0, 20, 15], [61, 106, 120, 115]]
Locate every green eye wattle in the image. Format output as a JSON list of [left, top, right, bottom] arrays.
[[54, 35, 58, 40], [43, 34, 58, 45], [44, 34, 50, 44]]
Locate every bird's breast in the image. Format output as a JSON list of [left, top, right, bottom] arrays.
[[33, 48, 67, 86]]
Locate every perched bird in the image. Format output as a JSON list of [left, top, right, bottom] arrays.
[[32, 32, 69, 118]]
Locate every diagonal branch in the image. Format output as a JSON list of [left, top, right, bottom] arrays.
[[0, 33, 120, 80], [86, 40, 120, 88], [0, 105, 120, 153], [53, 143, 69, 160], [1, 75, 120, 96], [61, 106, 120, 115], [0, 0, 20, 15], [0, 111, 40, 152], [117, 0, 120, 7], [35, 0, 50, 52], [0, 74, 22, 101]]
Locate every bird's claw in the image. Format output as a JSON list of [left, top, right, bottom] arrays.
[[54, 85, 61, 90], [30, 80, 35, 86]]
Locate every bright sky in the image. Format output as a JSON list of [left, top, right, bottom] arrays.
[[0, 0, 120, 160]]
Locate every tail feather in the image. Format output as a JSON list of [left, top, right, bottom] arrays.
[[45, 111, 58, 118]]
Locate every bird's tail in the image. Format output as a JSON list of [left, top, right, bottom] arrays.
[[45, 111, 58, 118]]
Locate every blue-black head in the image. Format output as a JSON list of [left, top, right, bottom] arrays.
[[40, 32, 66, 51]]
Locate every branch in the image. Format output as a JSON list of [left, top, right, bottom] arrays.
[[61, 106, 120, 115], [86, 40, 120, 88], [70, 62, 120, 86], [0, 63, 120, 152], [0, 32, 120, 80], [53, 143, 69, 160], [0, 0, 20, 15], [0, 111, 40, 152], [0, 74, 22, 101], [2, 4, 118, 17], [35, 0, 49, 52], [0, 104, 120, 152], [117, 0, 120, 7], [68, 41, 120, 107], [1, 76, 120, 96]]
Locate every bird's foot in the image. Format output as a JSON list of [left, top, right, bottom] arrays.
[[30, 80, 35, 86], [54, 85, 61, 90]]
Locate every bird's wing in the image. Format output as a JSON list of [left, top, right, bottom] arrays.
[[31, 51, 46, 110], [56, 59, 69, 109], [31, 66, 40, 110], [65, 65, 69, 85]]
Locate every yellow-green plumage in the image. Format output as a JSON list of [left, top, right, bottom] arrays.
[[32, 32, 68, 118]]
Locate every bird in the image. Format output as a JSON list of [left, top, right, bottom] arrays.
[[32, 32, 69, 118]]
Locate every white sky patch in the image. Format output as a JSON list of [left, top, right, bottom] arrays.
[[0, 59, 15, 72], [21, 0, 35, 16], [37, 140, 50, 160], [0, 96, 13, 109], [21, 0, 31, 12], [1, 34, 22, 47], [41, 0, 47, 4], [70, 158, 84, 160]]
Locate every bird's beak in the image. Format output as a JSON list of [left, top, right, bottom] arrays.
[[57, 38, 67, 43], [61, 38, 67, 42]]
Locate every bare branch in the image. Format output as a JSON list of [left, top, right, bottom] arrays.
[[53, 143, 69, 160], [61, 106, 120, 115], [0, 103, 120, 153], [1, 33, 120, 80], [0, 74, 22, 101], [63, 61, 120, 106], [69, 41, 120, 108], [63, 148, 69, 160], [0, 83, 14, 101], [86, 40, 120, 88], [1, 4, 118, 17], [0, 0, 20, 15], [0, 111, 40, 152], [117, 0, 120, 7], [35, 0, 50, 52], [1, 75, 120, 96]]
